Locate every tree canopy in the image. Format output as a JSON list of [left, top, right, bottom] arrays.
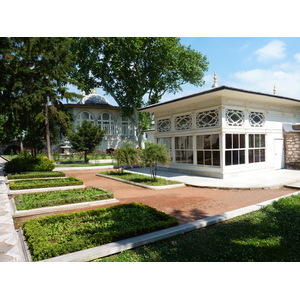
[[73, 37, 209, 145]]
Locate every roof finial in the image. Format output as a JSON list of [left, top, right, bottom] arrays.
[[212, 71, 218, 88], [273, 84, 276, 95]]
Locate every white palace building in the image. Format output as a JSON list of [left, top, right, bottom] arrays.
[[140, 80, 300, 179]]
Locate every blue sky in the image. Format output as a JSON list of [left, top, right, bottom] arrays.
[[75, 37, 300, 106]]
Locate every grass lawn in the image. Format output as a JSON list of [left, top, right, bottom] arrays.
[[94, 194, 300, 262], [7, 171, 65, 179], [14, 187, 113, 210], [22, 202, 179, 261], [99, 170, 181, 186], [55, 163, 114, 168]]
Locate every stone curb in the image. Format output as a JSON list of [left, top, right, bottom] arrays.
[[96, 173, 185, 190], [38, 190, 300, 262], [11, 198, 119, 218]]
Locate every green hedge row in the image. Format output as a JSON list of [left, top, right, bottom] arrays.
[[22, 202, 179, 261], [9, 177, 83, 190], [7, 171, 65, 180], [15, 187, 114, 210], [5, 157, 55, 173]]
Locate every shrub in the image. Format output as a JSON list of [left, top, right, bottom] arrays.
[[9, 177, 83, 190], [22, 202, 179, 261], [5, 156, 55, 173]]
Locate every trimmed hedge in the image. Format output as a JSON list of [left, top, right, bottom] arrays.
[[5, 156, 55, 173], [14, 187, 114, 210], [9, 177, 83, 190], [7, 171, 65, 180], [22, 202, 179, 261]]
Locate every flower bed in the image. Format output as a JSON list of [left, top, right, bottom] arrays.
[[7, 171, 65, 180], [9, 177, 83, 190], [22, 202, 179, 261], [14, 187, 114, 210]]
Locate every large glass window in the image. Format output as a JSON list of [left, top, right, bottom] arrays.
[[175, 136, 193, 164], [121, 116, 134, 136], [225, 134, 246, 165], [98, 113, 115, 135], [249, 134, 266, 163], [157, 137, 172, 160], [196, 134, 220, 166]]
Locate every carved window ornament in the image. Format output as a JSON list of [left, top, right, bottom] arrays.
[[225, 109, 245, 126], [196, 109, 219, 128], [157, 118, 171, 132], [249, 111, 265, 127], [175, 114, 192, 130]]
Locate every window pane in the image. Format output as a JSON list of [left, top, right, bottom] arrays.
[[249, 149, 254, 163], [255, 134, 260, 147], [249, 134, 254, 148], [261, 149, 265, 162], [212, 151, 220, 166], [205, 151, 212, 165], [204, 135, 211, 149], [196, 136, 203, 149], [232, 150, 239, 164], [226, 134, 232, 149], [225, 151, 232, 165], [187, 136, 193, 149], [233, 134, 239, 148], [197, 151, 204, 165], [212, 134, 220, 149], [240, 150, 245, 164], [261, 135, 265, 147], [240, 134, 245, 148]]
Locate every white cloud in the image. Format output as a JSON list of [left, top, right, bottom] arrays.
[[254, 40, 286, 62], [295, 53, 300, 63]]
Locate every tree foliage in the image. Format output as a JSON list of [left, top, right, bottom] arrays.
[[67, 120, 106, 163], [73, 37, 209, 145]]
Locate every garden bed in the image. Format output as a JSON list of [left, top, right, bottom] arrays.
[[22, 202, 179, 261], [9, 176, 83, 190], [11, 187, 117, 217], [97, 171, 185, 190], [7, 171, 65, 180]]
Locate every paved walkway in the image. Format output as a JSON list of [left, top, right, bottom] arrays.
[[0, 157, 25, 261], [127, 167, 300, 189]]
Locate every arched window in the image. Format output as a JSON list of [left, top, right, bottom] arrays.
[[98, 113, 115, 135], [75, 111, 95, 126]]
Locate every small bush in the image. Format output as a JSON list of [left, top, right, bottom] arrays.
[[9, 177, 83, 190], [22, 202, 179, 261], [7, 171, 65, 180], [5, 156, 55, 173]]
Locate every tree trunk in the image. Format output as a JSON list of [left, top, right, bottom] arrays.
[[45, 98, 52, 160]]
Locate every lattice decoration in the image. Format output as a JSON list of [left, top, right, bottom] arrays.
[[249, 111, 265, 127], [175, 114, 192, 130], [196, 109, 219, 128], [157, 118, 171, 132], [225, 109, 245, 126]]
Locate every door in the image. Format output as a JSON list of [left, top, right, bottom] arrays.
[[274, 138, 284, 169]]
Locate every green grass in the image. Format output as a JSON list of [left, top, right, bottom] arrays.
[[14, 187, 114, 210], [9, 176, 83, 190], [99, 171, 181, 186], [22, 202, 179, 261], [55, 163, 114, 168], [94, 194, 300, 262], [7, 171, 65, 179]]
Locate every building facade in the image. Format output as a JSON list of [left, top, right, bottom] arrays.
[[140, 86, 300, 179]]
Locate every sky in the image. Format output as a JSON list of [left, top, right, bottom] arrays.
[[73, 37, 300, 107]]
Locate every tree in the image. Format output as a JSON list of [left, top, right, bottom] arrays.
[[67, 120, 106, 163], [0, 37, 82, 158], [73, 37, 209, 146], [140, 142, 171, 181]]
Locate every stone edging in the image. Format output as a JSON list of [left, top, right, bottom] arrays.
[[35, 190, 300, 262], [96, 173, 185, 190]]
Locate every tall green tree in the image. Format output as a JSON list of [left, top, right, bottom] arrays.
[[0, 37, 81, 158], [73, 37, 209, 146], [67, 120, 106, 163]]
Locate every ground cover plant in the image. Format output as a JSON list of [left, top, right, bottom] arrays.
[[94, 195, 300, 262], [99, 170, 181, 186], [9, 177, 83, 190], [7, 171, 65, 180], [22, 202, 179, 261], [14, 187, 114, 210]]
